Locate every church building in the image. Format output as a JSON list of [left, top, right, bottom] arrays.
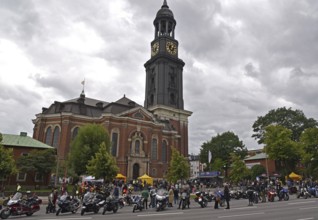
[[32, 0, 192, 180]]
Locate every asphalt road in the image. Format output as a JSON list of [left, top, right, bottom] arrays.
[[5, 194, 318, 220]]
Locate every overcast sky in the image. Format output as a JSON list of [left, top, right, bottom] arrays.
[[1, 0, 318, 154]]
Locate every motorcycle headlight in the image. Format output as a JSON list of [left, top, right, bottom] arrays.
[[198, 198, 202, 202]]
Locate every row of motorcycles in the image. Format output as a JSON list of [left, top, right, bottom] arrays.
[[0, 192, 42, 219]]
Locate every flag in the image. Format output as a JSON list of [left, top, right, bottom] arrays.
[[208, 151, 212, 163]]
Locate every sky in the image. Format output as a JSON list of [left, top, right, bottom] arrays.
[[1, 0, 318, 155]]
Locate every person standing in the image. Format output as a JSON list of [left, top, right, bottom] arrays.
[[168, 186, 174, 207], [224, 184, 230, 209], [214, 188, 220, 209], [141, 187, 149, 209], [173, 186, 179, 206]]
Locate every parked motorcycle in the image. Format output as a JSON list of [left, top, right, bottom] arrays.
[[278, 188, 289, 201], [56, 195, 80, 216], [307, 186, 318, 198], [267, 188, 277, 202], [0, 192, 42, 219], [132, 195, 144, 212], [156, 189, 169, 211], [253, 190, 260, 204], [80, 192, 105, 215], [297, 187, 311, 199], [231, 189, 244, 200], [102, 196, 119, 215], [194, 191, 208, 208], [215, 190, 225, 207], [179, 191, 190, 210]]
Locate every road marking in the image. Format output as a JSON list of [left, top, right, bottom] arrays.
[[42, 218, 92, 220], [300, 206, 317, 210], [297, 218, 314, 220], [231, 206, 258, 210], [138, 212, 184, 217], [288, 201, 316, 205], [218, 212, 265, 218]]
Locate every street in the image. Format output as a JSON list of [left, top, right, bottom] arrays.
[[23, 194, 318, 220]]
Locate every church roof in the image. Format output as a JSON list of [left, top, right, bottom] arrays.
[[41, 93, 142, 117], [1, 132, 53, 149], [64, 96, 108, 107]]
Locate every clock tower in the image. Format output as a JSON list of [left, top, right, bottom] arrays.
[[144, 0, 192, 155]]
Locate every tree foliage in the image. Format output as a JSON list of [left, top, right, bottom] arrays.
[[263, 125, 302, 175], [166, 147, 190, 183], [228, 153, 250, 184], [299, 127, 318, 179], [0, 133, 17, 179], [16, 149, 56, 176], [199, 131, 247, 173], [86, 142, 119, 183], [252, 107, 318, 144], [68, 124, 110, 176]]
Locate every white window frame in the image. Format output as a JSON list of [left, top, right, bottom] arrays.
[[16, 172, 27, 182], [34, 172, 43, 182]]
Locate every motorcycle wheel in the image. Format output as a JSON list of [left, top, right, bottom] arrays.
[[56, 208, 61, 216], [284, 195, 289, 201], [81, 209, 85, 216], [102, 208, 106, 215], [113, 204, 118, 213], [133, 204, 137, 213], [46, 206, 49, 214], [93, 207, 99, 214], [305, 194, 308, 199], [200, 202, 205, 208], [26, 212, 33, 216], [71, 207, 78, 214], [0, 209, 10, 219]]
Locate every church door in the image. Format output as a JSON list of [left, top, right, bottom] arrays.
[[133, 163, 140, 180]]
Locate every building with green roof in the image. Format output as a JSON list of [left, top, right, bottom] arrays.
[[1, 132, 54, 188]]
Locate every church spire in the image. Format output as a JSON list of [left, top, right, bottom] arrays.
[[163, 0, 168, 8]]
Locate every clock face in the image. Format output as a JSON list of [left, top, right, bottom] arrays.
[[166, 41, 177, 55], [151, 42, 159, 56]]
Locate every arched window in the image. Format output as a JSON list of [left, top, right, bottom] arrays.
[[111, 132, 118, 157], [52, 126, 60, 148], [45, 127, 52, 145], [151, 138, 157, 160], [162, 140, 167, 162], [72, 127, 79, 140], [135, 140, 140, 154]]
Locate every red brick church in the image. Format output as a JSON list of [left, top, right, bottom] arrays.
[[32, 0, 192, 180]]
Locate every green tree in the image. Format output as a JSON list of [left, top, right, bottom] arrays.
[[250, 164, 266, 180], [68, 124, 110, 176], [199, 131, 247, 176], [0, 133, 17, 179], [299, 127, 318, 179], [263, 125, 302, 175], [86, 142, 119, 183], [16, 149, 56, 183], [166, 147, 190, 183], [252, 107, 318, 144], [228, 153, 250, 184]]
